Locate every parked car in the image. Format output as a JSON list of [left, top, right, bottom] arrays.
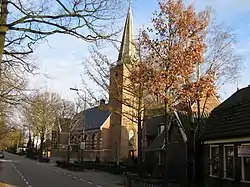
[[0, 150, 4, 159]]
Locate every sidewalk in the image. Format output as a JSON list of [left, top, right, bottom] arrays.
[[41, 161, 125, 187]]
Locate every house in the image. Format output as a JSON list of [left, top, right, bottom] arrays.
[[142, 94, 220, 185], [51, 7, 139, 163], [201, 85, 250, 187]]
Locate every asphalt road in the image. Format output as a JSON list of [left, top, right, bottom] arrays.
[[0, 152, 123, 187]]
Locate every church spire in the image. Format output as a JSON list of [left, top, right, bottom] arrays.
[[117, 6, 136, 63]]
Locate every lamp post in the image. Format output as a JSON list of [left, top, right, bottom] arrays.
[[70, 87, 87, 163]]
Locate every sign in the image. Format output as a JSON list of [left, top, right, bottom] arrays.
[[238, 146, 250, 157], [80, 142, 85, 150]]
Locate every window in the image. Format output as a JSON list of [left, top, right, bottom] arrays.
[[224, 145, 234, 179], [128, 130, 135, 146], [210, 145, 219, 177], [158, 123, 165, 135], [92, 133, 95, 149], [83, 134, 87, 141], [240, 144, 250, 182]]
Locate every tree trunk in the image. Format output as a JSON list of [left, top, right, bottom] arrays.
[[0, 0, 8, 72], [137, 113, 142, 164], [137, 95, 143, 166], [67, 131, 71, 163], [164, 100, 170, 186], [39, 135, 44, 159]]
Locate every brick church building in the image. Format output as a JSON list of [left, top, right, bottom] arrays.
[[51, 7, 138, 162]]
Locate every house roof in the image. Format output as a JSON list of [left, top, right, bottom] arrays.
[[144, 95, 219, 136], [144, 115, 165, 136], [144, 112, 190, 151], [75, 107, 111, 131], [201, 86, 250, 141]]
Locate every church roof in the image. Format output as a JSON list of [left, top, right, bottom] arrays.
[[117, 7, 136, 63], [74, 107, 111, 131]]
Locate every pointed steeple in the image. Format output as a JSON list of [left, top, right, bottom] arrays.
[[117, 6, 136, 63]]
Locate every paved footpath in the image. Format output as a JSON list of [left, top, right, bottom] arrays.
[[40, 160, 126, 187]]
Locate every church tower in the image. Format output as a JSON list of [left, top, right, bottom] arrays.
[[108, 6, 138, 162]]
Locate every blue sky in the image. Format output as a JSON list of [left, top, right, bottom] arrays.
[[30, 0, 250, 101]]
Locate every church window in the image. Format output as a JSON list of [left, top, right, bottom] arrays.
[[84, 134, 87, 141], [92, 133, 95, 149], [129, 130, 135, 146]]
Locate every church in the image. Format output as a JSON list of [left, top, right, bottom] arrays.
[[51, 7, 139, 163], [51, 6, 220, 166], [78, 6, 138, 162]]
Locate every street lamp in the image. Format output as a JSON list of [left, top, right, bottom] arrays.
[[70, 87, 87, 163]]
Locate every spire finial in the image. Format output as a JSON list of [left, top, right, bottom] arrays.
[[128, 0, 131, 7]]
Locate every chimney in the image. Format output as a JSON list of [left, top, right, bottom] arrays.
[[99, 99, 105, 106]]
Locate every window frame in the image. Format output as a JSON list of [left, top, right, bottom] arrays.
[[209, 144, 220, 178], [240, 143, 250, 183], [223, 144, 235, 180]]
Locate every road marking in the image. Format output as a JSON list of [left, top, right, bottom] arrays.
[[96, 185, 102, 187], [68, 174, 71, 177], [88, 181, 92, 184], [10, 161, 32, 187], [80, 179, 84, 181]]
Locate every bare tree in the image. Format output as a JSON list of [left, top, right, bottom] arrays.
[[54, 98, 85, 163], [0, 0, 126, 74], [23, 91, 61, 159]]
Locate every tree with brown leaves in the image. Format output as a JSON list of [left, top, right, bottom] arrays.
[[142, 0, 242, 185], [140, 0, 211, 184]]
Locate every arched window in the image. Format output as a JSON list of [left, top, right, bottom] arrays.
[[129, 130, 135, 146], [92, 133, 95, 149]]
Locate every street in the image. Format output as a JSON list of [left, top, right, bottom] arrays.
[[0, 152, 124, 187]]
